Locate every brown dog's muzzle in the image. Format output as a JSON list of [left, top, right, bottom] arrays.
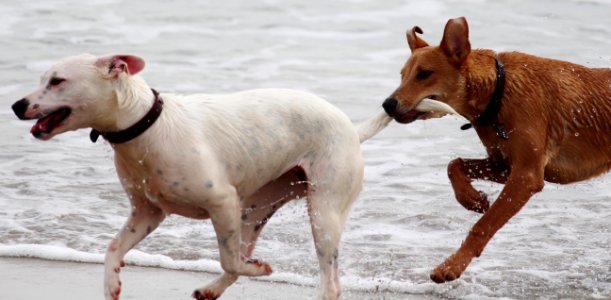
[[383, 96, 425, 124]]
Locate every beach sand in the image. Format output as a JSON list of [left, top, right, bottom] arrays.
[[0, 257, 433, 300]]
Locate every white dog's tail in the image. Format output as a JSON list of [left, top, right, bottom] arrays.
[[356, 110, 393, 143], [356, 99, 460, 143]]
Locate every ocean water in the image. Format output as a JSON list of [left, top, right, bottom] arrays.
[[0, 0, 610, 299]]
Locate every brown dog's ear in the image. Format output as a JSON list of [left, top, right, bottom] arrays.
[[96, 54, 146, 78], [406, 26, 429, 52], [440, 17, 471, 66]]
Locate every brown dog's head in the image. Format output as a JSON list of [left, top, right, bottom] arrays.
[[383, 17, 472, 123]]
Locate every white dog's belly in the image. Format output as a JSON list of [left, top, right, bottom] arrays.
[[142, 179, 211, 219], [149, 194, 211, 219]]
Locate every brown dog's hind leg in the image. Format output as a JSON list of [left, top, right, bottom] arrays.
[[448, 157, 509, 213], [433, 156, 545, 283]]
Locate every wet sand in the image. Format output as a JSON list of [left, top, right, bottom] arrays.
[[0, 257, 435, 300]]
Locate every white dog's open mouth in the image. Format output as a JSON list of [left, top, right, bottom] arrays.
[[31, 107, 72, 139]]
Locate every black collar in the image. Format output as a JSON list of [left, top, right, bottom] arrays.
[[460, 54, 509, 140], [90, 88, 163, 144]]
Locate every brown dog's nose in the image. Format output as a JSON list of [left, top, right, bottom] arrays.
[[383, 97, 398, 116], [12, 98, 31, 120]]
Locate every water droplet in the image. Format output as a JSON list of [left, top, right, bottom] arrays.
[[575, 132, 580, 137]]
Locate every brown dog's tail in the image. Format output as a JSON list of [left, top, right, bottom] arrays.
[[356, 110, 393, 143]]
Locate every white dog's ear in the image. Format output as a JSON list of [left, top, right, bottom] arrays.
[[96, 54, 145, 77]]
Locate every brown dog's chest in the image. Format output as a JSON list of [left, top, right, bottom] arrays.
[[474, 127, 510, 160]]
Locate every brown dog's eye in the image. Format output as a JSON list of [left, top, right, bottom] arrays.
[[49, 77, 66, 86], [416, 70, 433, 81]]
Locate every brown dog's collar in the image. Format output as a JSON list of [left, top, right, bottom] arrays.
[[461, 54, 509, 140], [90, 88, 163, 144]]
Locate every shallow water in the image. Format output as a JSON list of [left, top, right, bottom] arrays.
[[0, 0, 610, 299]]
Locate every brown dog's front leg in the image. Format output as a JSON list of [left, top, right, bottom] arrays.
[[433, 159, 545, 283], [447, 157, 509, 213]]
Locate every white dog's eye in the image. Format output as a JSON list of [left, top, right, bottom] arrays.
[[49, 77, 66, 86]]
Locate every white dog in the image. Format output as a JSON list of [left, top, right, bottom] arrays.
[[11, 53, 456, 300]]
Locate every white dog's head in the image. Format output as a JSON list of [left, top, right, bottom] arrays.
[[12, 53, 146, 140]]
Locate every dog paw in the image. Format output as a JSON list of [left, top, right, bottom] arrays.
[[244, 258, 273, 275], [192, 289, 218, 300], [471, 191, 490, 213], [456, 190, 489, 213], [430, 265, 460, 283], [104, 262, 125, 300], [104, 280, 122, 300], [430, 253, 472, 284]]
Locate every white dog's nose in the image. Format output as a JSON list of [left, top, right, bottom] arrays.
[[12, 98, 31, 120]]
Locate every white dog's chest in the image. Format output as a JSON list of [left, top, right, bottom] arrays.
[[145, 177, 211, 219], [117, 159, 212, 219]]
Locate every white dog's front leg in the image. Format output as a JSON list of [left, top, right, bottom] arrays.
[[104, 198, 165, 300], [211, 193, 273, 276]]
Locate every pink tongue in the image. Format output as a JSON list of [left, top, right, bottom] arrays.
[[31, 120, 50, 134]]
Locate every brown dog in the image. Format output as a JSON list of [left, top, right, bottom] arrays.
[[383, 17, 611, 283]]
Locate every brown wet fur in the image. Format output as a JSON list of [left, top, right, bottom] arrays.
[[388, 17, 611, 283]]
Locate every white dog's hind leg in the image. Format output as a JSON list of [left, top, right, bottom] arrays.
[[307, 197, 348, 300], [306, 172, 361, 300], [104, 195, 165, 300], [306, 149, 364, 300]]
